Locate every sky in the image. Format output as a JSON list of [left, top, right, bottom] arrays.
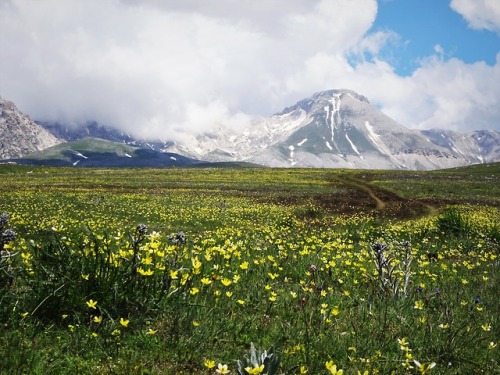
[[0, 0, 499, 140]]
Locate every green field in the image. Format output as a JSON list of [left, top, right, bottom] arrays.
[[1, 164, 499, 374]]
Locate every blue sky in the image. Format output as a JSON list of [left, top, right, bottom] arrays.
[[0, 0, 499, 138], [371, 0, 499, 75]]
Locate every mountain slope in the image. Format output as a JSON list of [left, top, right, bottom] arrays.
[[9, 89, 500, 170], [0, 96, 61, 159], [9, 137, 202, 167], [167, 89, 498, 170], [418, 129, 500, 165]]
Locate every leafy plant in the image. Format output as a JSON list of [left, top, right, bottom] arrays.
[[436, 207, 472, 237], [236, 343, 281, 375], [371, 240, 413, 298]]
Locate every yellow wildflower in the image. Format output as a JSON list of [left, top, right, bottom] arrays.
[[482, 323, 491, 331], [414, 300, 424, 310], [413, 360, 436, 374], [398, 338, 410, 351], [119, 317, 130, 327], [326, 360, 343, 375], [204, 359, 216, 369], [201, 277, 212, 285], [245, 364, 265, 374], [138, 267, 154, 276]]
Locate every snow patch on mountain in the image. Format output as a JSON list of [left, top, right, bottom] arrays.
[[73, 151, 88, 159], [345, 133, 361, 157], [365, 121, 389, 156]]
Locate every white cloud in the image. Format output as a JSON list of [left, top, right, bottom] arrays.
[[407, 54, 500, 131], [0, 0, 379, 139], [450, 0, 500, 32], [282, 48, 500, 132], [350, 54, 500, 132], [0, 0, 498, 140]]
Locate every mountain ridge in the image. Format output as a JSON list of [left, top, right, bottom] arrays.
[[163, 89, 499, 169], [5, 137, 204, 168], [1, 89, 499, 170]]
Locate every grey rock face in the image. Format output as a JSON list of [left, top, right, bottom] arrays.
[[0, 97, 61, 159]]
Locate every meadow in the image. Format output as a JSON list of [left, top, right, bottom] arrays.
[[0, 164, 499, 374]]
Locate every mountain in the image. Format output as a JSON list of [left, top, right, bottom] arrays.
[[4, 90, 499, 170], [8, 137, 202, 167], [38, 120, 175, 153], [417, 129, 500, 165], [0, 96, 61, 159], [163, 89, 500, 170]]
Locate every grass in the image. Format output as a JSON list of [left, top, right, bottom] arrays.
[[16, 137, 139, 162], [0, 164, 499, 374]]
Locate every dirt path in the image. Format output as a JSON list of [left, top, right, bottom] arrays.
[[355, 182, 387, 209], [341, 176, 389, 210], [340, 175, 438, 218]]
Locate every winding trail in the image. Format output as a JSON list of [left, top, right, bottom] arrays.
[[355, 182, 387, 209], [341, 175, 438, 217]]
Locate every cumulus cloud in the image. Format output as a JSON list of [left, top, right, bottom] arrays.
[[370, 57, 500, 132], [282, 49, 500, 132], [0, 0, 380, 139], [451, 0, 500, 32], [0, 0, 499, 139], [406, 54, 500, 131]]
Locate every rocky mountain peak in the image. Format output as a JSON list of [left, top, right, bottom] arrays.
[[279, 89, 370, 116], [312, 89, 370, 104], [0, 96, 61, 160]]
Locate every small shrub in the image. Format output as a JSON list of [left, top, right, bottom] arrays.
[[436, 207, 471, 237]]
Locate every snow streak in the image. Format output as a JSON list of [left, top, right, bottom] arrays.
[[365, 121, 390, 156], [345, 133, 361, 157]]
